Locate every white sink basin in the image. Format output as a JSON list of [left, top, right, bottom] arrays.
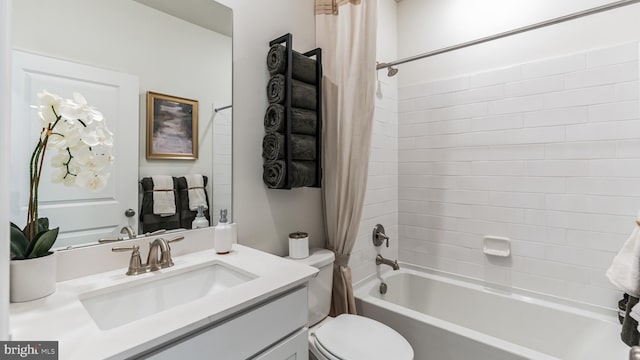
[[80, 261, 256, 330]]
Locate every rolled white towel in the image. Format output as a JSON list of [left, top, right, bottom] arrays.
[[152, 176, 175, 217], [606, 223, 640, 297], [185, 174, 208, 211]]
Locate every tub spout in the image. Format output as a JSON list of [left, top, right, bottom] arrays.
[[376, 254, 400, 270]]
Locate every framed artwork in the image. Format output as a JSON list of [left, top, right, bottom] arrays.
[[146, 91, 198, 160]]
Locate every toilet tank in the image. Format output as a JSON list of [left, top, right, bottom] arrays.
[[287, 248, 334, 326]]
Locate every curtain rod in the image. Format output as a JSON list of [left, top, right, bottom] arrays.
[[377, 0, 640, 71]]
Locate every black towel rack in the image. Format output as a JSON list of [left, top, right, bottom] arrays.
[[267, 33, 323, 189]]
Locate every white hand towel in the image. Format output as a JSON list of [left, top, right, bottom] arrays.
[[185, 174, 208, 211], [606, 222, 640, 297], [152, 176, 176, 217]]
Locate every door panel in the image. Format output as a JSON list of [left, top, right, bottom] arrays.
[[11, 50, 139, 248]]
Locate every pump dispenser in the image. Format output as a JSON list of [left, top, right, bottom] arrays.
[[191, 205, 209, 229], [215, 209, 232, 254]]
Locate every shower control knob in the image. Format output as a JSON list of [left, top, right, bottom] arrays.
[[124, 208, 136, 217]]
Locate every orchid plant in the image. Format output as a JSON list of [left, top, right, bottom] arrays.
[[10, 90, 114, 260]]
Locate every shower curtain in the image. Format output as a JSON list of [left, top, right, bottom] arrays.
[[315, 0, 377, 315]]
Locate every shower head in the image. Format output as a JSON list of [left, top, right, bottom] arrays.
[[387, 66, 399, 77]]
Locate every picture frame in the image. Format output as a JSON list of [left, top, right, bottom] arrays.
[[146, 91, 199, 160]]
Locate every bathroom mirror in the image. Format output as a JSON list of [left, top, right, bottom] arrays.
[[9, 0, 233, 249]]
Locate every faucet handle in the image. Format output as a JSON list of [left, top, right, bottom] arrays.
[[372, 224, 390, 247], [112, 245, 146, 275]]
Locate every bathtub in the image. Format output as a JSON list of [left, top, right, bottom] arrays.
[[353, 264, 628, 360]]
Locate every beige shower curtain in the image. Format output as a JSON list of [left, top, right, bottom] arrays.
[[316, 0, 377, 315]]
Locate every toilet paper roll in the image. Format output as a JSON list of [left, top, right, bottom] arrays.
[[289, 231, 309, 259]]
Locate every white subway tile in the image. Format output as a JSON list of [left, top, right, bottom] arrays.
[[424, 201, 473, 218], [481, 145, 546, 160], [466, 84, 505, 103], [471, 113, 523, 132], [522, 53, 585, 79], [469, 65, 521, 88], [545, 194, 640, 216], [398, 149, 442, 163], [428, 189, 490, 205], [616, 140, 640, 158], [510, 240, 546, 258], [565, 62, 639, 89], [512, 256, 590, 284], [566, 230, 627, 252], [544, 141, 616, 159], [489, 191, 546, 209], [471, 161, 524, 176], [567, 120, 640, 142], [471, 206, 525, 223], [507, 224, 567, 245], [396, 45, 640, 308], [586, 43, 639, 68], [523, 107, 588, 128], [545, 245, 613, 268], [398, 99, 415, 113], [589, 101, 639, 122], [590, 159, 640, 177], [524, 209, 550, 226], [567, 177, 640, 196], [615, 81, 639, 101], [488, 95, 544, 115], [505, 75, 565, 97], [459, 176, 565, 193], [399, 76, 469, 100], [424, 103, 489, 122], [504, 126, 566, 145], [457, 219, 508, 236], [399, 213, 459, 232], [542, 85, 616, 109], [525, 160, 589, 177]]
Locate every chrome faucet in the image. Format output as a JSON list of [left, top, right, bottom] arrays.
[[112, 236, 184, 275], [120, 225, 136, 239], [376, 254, 400, 270]]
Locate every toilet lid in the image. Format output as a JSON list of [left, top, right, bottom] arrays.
[[314, 314, 414, 360]]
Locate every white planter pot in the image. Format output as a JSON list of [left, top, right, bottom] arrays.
[[10, 252, 57, 303]]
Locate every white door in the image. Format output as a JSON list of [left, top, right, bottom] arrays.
[[11, 50, 139, 248]]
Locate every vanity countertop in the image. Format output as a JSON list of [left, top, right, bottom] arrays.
[[9, 244, 318, 360]]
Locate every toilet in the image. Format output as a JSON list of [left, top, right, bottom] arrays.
[[288, 248, 414, 360]]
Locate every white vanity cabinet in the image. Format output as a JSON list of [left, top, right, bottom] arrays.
[[142, 286, 308, 360]]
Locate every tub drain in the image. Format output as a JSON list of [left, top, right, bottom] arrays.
[[379, 282, 387, 294]]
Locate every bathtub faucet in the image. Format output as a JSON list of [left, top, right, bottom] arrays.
[[376, 254, 400, 270]]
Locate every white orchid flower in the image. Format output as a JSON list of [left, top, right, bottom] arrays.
[[76, 170, 108, 191], [47, 120, 82, 150], [36, 90, 63, 128], [59, 92, 104, 125]]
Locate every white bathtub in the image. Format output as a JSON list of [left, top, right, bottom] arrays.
[[354, 264, 628, 360]]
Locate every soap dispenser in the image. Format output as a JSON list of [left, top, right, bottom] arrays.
[[215, 209, 232, 254], [191, 205, 209, 229]]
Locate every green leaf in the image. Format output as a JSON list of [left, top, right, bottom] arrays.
[[10, 223, 28, 260], [26, 227, 58, 259], [22, 218, 50, 242]]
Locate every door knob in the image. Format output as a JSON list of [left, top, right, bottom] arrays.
[[124, 208, 136, 217]]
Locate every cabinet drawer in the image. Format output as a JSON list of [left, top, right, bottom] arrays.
[[252, 328, 308, 360], [146, 287, 308, 360]]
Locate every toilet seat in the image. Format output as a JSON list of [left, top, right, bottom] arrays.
[[311, 314, 414, 360]]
